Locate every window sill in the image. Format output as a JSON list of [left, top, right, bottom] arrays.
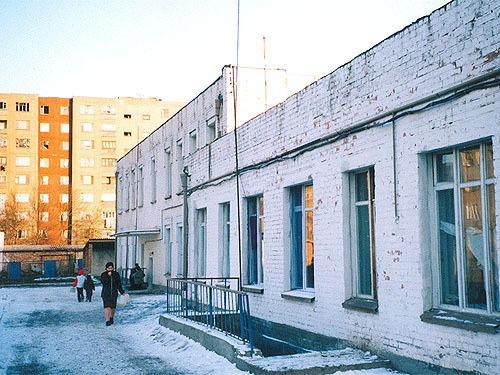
[[342, 297, 378, 314], [242, 285, 264, 294], [281, 290, 315, 303], [164, 195, 172, 200], [420, 308, 500, 334]]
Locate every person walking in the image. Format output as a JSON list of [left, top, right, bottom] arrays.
[[100, 262, 125, 326], [72, 269, 86, 302], [83, 273, 95, 302]]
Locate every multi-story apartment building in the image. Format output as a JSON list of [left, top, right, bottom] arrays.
[[0, 94, 184, 245]]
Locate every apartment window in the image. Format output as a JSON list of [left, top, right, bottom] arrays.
[[189, 130, 197, 153], [81, 140, 94, 150], [60, 212, 68, 222], [102, 193, 115, 202], [151, 158, 157, 203], [102, 176, 114, 185], [124, 131, 132, 137], [138, 167, 144, 207], [41, 141, 49, 150], [16, 138, 30, 148], [0, 139, 7, 147], [40, 123, 50, 132], [61, 230, 69, 239], [290, 184, 314, 290], [177, 224, 184, 277], [16, 212, 29, 221], [0, 175, 6, 183], [348, 168, 376, 301], [247, 195, 264, 285], [142, 114, 150, 120], [206, 118, 216, 143], [0, 120, 6, 130], [130, 171, 136, 208], [80, 193, 94, 203], [61, 123, 69, 133], [15, 193, 29, 203], [80, 158, 95, 167], [39, 212, 49, 222], [124, 114, 132, 119], [164, 148, 172, 198], [16, 120, 29, 130], [164, 226, 172, 276], [40, 194, 49, 203], [41, 176, 49, 185], [196, 208, 207, 277], [80, 105, 94, 114], [60, 194, 69, 203], [39, 230, 48, 239], [17, 230, 29, 239], [81, 175, 93, 185], [15, 175, 29, 184], [16, 102, 29, 112], [40, 105, 49, 114], [0, 102, 6, 109], [60, 158, 69, 168], [102, 211, 115, 228], [61, 141, 69, 151], [60, 106, 69, 115], [102, 158, 116, 167], [431, 141, 498, 313], [102, 141, 116, 150], [102, 123, 116, 131], [161, 109, 169, 118], [17, 157, 30, 167], [39, 158, 49, 168], [220, 203, 231, 277], [177, 140, 183, 192], [125, 174, 130, 210], [101, 104, 115, 114], [60, 176, 69, 185], [0, 157, 7, 168], [81, 122, 93, 132]]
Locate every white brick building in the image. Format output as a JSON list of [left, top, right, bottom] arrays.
[[116, 1, 500, 373]]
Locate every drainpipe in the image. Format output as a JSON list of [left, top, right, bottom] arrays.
[[180, 170, 189, 279]]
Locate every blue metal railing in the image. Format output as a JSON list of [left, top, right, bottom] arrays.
[[165, 277, 253, 354]]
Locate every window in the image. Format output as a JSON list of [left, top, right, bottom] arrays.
[[60, 212, 68, 222], [0, 102, 6, 109], [60, 176, 69, 185], [16, 212, 29, 221], [60, 158, 69, 168], [81, 158, 95, 167], [40, 176, 49, 185], [16, 102, 29, 112], [81, 123, 93, 132], [102, 211, 115, 228], [61, 230, 69, 239], [151, 158, 156, 203], [102, 158, 116, 167], [80, 105, 94, 114], [17, 230, 29, 239], [60, 194, 69, 203], [138, 167, 144, 207], [15, 175, 29, 184], [431, 141, 498, 313], [102, 193, 115, 202], [16, 138, 30, 148], [40, 194, 49, 203], [130, 171, 136, 208], [161, 109, 169, 118], [0, 120, 6, 130], [349, 168, 376, 300], [40, 123, 50, 132], [101, 104, 115, 114], [220, 203, 230, 277], [102, 141, 116, 150], [124, 131, 132, 137], [60, 106, 69, 115], [61, 123, 69, 133], [207, 118, 216, 143], [81, 140, 94, 150], [15, 193, 29, 203], [17, 157, 30, 167], [39, 158, 49, 168], [61, 141, 69, 151], [177, 224, 184, 277], [16, 120, 29, 130], [0, 139, 7, 147], [102, 123, 116, 131], [39, 212, 49, 222], [39, 230, 48, 239], [102, 176, 114, 185], [80, 193, 94, 203], [125, 174, 130, 210], [40, 105, 49, 114], [290, 184, 314, 290], [164, 148, 172, 198], [124, 114, 132, 119], [41, 141, 49, 150], [164, 226, 172, 275], [196, 208, 207, 276], [81, 175, 93, 185], [0, 157, 7, 167], [247, 195, 264, 285], [0, 175, 6, 183], [142, 114, 150, 120], [189, 130, 197, 153]]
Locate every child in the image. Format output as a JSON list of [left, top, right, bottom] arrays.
[[72, 269, 86, 302], [84, 274, 95, 302]]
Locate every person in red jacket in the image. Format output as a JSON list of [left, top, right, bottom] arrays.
[[72, 269, 86, 302], [100, 262, 126, 326]]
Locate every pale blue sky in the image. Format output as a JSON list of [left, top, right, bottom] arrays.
[[0, 0, 450, 102]]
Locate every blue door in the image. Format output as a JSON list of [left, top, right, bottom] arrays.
[[44, 260, 56, 277], [77, 259, 83, 270], [8, 262, 21, 279]]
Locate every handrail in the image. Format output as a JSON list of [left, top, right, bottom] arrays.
[[165, 277, 253, 354]]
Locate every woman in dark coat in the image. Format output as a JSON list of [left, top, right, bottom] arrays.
[[83, 274, 95, 302], [100, 262, 125, 326]]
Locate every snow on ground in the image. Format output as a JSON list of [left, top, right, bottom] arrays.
[[0, 284, 406, 375]]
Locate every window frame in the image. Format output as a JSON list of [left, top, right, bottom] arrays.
[[196, 208, 207, 277], [247, 195, 264, 285], [220, 202, 231, 277]]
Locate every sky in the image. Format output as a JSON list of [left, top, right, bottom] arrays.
[[0, 0, 451, 102]]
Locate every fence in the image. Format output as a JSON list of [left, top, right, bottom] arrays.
[[166, 277, 253, 354]]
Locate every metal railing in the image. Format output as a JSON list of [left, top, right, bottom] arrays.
[[165, 277, 253, 354]]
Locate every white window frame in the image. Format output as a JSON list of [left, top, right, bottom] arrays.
[[196, 208, 207, 277], [164, 148, 172, 199], [138, 166, 144, 207], [220, 202, 231, 277], [151, 157, 157, 203], [40, 123, 50, 132], [164, 226, 172, 276]]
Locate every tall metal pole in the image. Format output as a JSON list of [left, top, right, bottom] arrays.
[[181, 171, 189, 279]]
